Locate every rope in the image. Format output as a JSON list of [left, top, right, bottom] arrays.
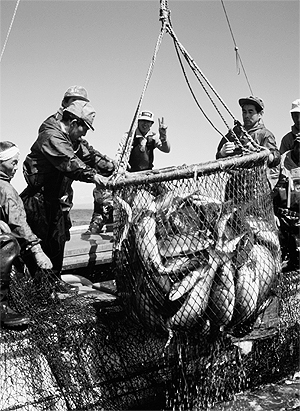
[[0, 0, 21, 63], [113, 0, 169, 176], [220, 0, 254, 95], [166, 22, 236, 125], [114, 0, 260, 171], [173, 41, 226, 139]]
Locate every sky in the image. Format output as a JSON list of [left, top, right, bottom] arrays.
[[1, 0, 299, 207]]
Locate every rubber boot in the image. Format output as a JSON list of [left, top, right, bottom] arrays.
[[0, 233, 30, 329], [0, 275, 30, 329], [82, 213, 107, 237]]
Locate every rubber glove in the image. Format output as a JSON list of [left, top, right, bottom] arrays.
[[31, 244, 53, 269]]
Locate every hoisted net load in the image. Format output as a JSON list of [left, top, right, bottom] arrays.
[[110, 150, 281, 338]]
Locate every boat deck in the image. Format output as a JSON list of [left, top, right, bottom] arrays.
[[63, 224, 114, 271]]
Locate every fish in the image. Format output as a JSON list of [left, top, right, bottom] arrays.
[[61, 274, 93, 287], [134, 208, 205, 283], [244, 215, 280, 253], [216, 233, 245, 254], [167, 258, 217, 330], [134, 273, 168, 335], [134, 209, 172, 292], [215, 210, 234, 248], [208, 259, 235, 327], [131, 189, 156, 217], [114, 196, 132, 250], [169, 265, 206, 301], [231, 245, 261, 325], [251, 244, 278, 309], [164, 254, 202, 273], [158, 233, 212, 258]]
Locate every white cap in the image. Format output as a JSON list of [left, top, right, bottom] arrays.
[[290, 99, 300, 113]]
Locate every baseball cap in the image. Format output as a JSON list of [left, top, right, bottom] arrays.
[[138, 110, 154, 123], [63, 85, 89, 102], [64, 100, 96, 131], [290, 99, 300, 113], [238, 96, 264, 112]]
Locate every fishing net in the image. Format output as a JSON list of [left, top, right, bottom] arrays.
[[111, 150, 282, 339], [1, 265, 298, 411], [0, 150, 298, 411], [0, 267, 173, 411]]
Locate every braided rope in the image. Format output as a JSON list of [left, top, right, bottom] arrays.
[[113, 1, 169, 177], [0, 0, 21, 63]]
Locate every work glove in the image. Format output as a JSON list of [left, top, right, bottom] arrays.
[[0, 220, 11, 234], [31, 244, 53, 269]]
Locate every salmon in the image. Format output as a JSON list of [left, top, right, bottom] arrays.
[[231, 244, 261, 325], [158, 232, 212, 258], [114, 196, 132, 250], [131, 189, 156, 217], [134, 209, 172, 293], [208, 259, 235, 327], [251, 244, 278, 309], [169, 265, 206, 301], [167, 258, 217, 330], [244, 215, 280, 253]]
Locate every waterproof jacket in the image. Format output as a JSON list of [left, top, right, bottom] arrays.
[[279, 125, 300, 154], [128, 127, 170, 172], [0, 171, 40, 252], [216, 119, 281, 187], [23, 115, 115, 200]]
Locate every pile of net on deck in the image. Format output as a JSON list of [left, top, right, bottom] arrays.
[[111, 149, 282, 339], [1, 268, 173, 411]]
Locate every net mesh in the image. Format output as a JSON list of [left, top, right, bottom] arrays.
[[1, 151, 297, 411], [112, 151, 282, 338]]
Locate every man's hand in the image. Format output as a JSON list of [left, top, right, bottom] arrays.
[[158, 117, 168, 143], [93, 174, 109, 189], [220, 141, 235, 157]]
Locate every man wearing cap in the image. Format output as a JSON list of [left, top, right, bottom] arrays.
[[128, 110, 170, 172], [280, 99, 300, 154], [216, 96, 280, 188], [85, 110, 171, 234], [273, 133, 300, 270], [21, 100, 115, 277], [39, 85, 90, 130]]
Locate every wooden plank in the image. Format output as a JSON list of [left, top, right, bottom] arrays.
[[63, 225, 114, 270]]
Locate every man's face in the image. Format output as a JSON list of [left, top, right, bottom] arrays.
[[138, 120, 153, 136], [0, 153, 19, 181], [291, 112, 300, 130], [68, 119, 89, 142], [242, 104, 262, 129]]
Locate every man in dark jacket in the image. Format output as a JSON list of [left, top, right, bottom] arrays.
[[216, 96, 281, 188], [280, 99, 300, 154], [21, 100, 115, 276], [85, 110, 170, 234]]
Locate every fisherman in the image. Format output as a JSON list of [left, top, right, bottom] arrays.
[[0, 141, 52, 329], [279, 99, 300, 154], [273, 136, 300, 270], [21, 100, 115, 279], [40, 86, 116, 240], [40, 85, 90, 127], [216, 96, 281, 189], [85, 110, 171, 234]]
